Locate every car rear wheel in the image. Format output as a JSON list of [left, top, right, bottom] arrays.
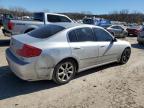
[[119, 48, 131, 64], [53, 60, 76, 84]]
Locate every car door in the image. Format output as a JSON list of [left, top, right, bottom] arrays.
[[68, 27, 99, 69], [93, 27, 120, 64]]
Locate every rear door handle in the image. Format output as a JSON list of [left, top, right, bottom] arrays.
[[73, 47, 81, 50], [100, 46, 105, 48]]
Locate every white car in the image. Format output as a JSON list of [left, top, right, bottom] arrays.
[[6, 23, 131, 84]]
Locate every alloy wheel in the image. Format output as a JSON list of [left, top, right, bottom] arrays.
[[121, 48, 131, 64], [57, 62, 74, 82]]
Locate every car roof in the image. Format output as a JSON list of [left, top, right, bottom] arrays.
[[52, 22, 97, 29]]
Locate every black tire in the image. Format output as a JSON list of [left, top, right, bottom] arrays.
[[119, 48, 131, 64], [53, 60, 76, 84]]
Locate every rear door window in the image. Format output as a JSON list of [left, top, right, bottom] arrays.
[[47, 15, 72, 22], [69, 28, 94, 42], [68, 28, 94, 42], [28, 25, 65, 39], [75, 28, 94, 42], [59, 16, 72, 22]]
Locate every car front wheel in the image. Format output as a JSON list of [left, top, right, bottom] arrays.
[[53, 60, 76, 84], [119, 48, 131, 64]]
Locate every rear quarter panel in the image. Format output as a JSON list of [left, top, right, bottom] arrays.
[[31, 31, 73, 67]]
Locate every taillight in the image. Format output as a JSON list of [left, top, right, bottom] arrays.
[[17, 44, 42, 58], [8, 21, 14, 30]]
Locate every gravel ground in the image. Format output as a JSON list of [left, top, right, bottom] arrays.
[[0, 32, 144, 108]]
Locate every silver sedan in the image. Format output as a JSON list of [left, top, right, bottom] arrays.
[[6, 23, 131, 84], [107, 25, 128, 38]]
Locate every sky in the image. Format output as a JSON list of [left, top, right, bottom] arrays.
[[0, 0, 144, 14]]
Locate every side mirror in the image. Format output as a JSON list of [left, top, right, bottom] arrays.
[[112, 37, 117, 42]]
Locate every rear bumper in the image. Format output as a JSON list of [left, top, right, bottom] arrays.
[[128, 32, 138, 36], [6, 48, 40, 81], [6, 48, 54, 81]]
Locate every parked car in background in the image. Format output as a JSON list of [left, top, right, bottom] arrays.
[[1, 13, 13, 35], [127, 26, 141, 36], [107, 25, 128, 38], [0, 16, 2, 27], [83, 17, 111, 28], [137, 26, 144, 44], [0, 19, 2, 27], [3, 12, 73, 36], [6, 23, 131, 84]]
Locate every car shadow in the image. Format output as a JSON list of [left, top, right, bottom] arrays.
[[131, 43, 144, 49], [75, 63, 119, 78], [0, 63, 119, 100], [0, 39, 10, 46]]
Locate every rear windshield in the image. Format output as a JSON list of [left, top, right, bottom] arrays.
[[28, 25, 65, 39]]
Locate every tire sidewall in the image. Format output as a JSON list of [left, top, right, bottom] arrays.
[[120, 48, 131, 64]]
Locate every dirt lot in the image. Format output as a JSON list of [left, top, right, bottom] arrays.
[[0, 31, 144, 108]]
